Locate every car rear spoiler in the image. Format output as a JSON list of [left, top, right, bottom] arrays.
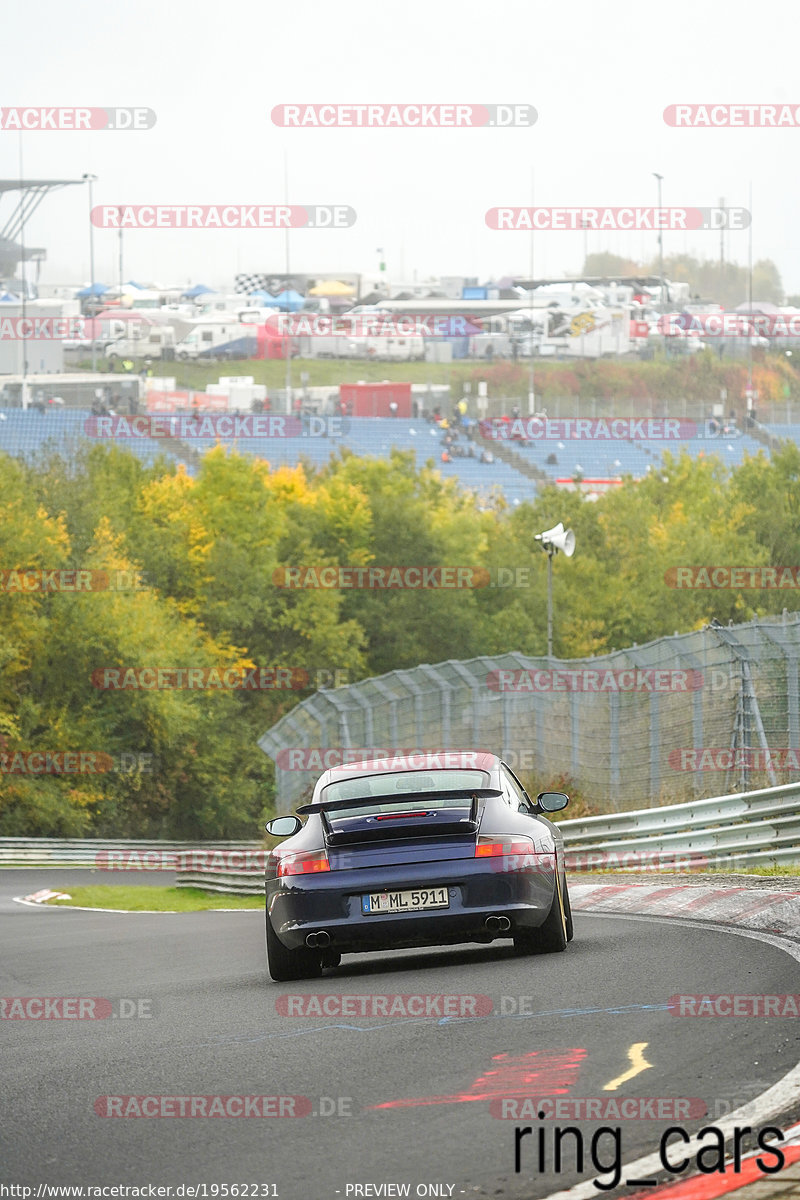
[[296, 788, 502, 820]]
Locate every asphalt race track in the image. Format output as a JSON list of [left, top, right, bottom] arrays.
[[2, 869, 799, 1199]]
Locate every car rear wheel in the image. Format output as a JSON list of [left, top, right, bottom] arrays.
[[266, 912, 322, 981], [513, 872, 568, 955], [563, 878, 574, 942]]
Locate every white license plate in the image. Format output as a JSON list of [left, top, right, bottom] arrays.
[[361, 887, 450, 914]]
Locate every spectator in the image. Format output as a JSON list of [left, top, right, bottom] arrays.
[[389, 400, 398, 417], [441, 448, 451, 463], [480, 448, 494, 464]]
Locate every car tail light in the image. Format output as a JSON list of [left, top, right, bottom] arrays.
[[275, 848, 331, 877], [475, 834, 535, 858]]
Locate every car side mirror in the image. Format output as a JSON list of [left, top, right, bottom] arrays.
[[536, 791, 569, 813], [265, 815, 303, 837]]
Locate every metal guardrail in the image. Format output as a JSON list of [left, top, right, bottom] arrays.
[[557, 780, 800, 869], [0, 838, 262, 868], [3, 781, 799, 894], [175, 871, 263, 895]]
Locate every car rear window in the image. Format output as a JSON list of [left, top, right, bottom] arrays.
[[320, 768, 490, 815]]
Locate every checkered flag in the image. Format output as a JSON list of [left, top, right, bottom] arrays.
[[235, 273, 270, 295]]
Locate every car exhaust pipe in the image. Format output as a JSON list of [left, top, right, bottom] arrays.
[[485, 915, 511, 932], [306, 931, 331, 948]]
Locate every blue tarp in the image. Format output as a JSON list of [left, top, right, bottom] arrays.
[[248, 288, 305, 311]]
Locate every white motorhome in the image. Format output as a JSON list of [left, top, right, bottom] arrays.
[[105, 324, 178, 361], [354, 334, 425, 361], [174, 318, 257, 361]]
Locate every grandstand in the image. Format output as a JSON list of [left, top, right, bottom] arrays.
[[0, 412, 537, 507], [508, 424, 767, 483], [179, 417, 537, 506], [0, 408, 175, 469], [763, 424, 800, 449], [1, 408, 777, 502]]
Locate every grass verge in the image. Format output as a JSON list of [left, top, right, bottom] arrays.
[[47, 886, 264, 911]]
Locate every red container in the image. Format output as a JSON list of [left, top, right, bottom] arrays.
[[339, 381, 412, 417]]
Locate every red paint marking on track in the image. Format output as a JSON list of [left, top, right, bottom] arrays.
[[628, 1124, 800, 1200], [368, 1047, 587, 1110], [573, 885, 635, 901], [680, 889, 750, 912], [733, 893, 799, 919], [636, 887, 697, 904]]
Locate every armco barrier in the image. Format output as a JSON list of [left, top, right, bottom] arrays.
[[559, 779, 800, 870], [2, 781, 799, 894], [0, 838, 262, 868]]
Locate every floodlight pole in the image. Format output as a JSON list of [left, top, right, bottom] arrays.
[[653, 172, 665, 352], [83, 174, 97, 372], [284, 149, 292, 415], [546, 545, 554, 659], [536, 523, 575, 659]]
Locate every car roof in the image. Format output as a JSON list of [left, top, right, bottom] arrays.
[[313, 750, 501, 796]]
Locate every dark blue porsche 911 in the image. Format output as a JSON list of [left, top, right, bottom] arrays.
[[264, 750, 573, 981]]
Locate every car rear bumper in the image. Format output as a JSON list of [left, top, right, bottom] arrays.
[[266, 855, 558, 951]]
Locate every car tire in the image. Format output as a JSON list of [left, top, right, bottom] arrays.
[[563, 878, 574, 942], [513, 871, 568, 955], [266, 911, 322, 982]]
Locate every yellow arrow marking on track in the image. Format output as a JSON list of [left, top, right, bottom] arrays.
[[602, 1042, 653, 1092]]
